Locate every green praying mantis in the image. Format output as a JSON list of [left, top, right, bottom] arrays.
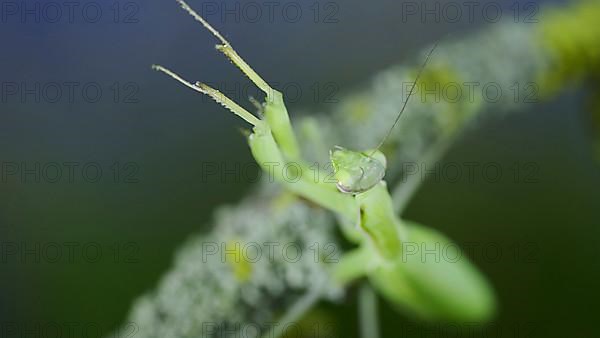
[[153, 0, 496, 335]]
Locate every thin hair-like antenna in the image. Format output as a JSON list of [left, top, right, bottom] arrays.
[[371, 42, 438, 154]]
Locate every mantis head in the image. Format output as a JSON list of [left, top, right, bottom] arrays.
[[328, 45, 437, 195], [330, 146, 387, 194]]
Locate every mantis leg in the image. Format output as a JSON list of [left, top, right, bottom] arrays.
[[152, 64, 356, 215], [332, 246, 375, 285], [175, 0, 301, 160], [157, 1, 347, 212], [249, 125, 357, 216], [359, 284, 381, 338], [151, 65, 260, 126]]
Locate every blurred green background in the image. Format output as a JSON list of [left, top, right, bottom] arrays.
[[0, 0, 598, 337]]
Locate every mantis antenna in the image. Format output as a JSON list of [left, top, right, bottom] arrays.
[[371, 42, 438, 155]]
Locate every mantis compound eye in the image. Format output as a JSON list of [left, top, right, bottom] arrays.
[[330, 146, 387, 194]]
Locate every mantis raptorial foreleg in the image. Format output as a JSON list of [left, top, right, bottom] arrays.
[[174, 0, 300, 160], [151, 65, 261, 126], [154, 0, 354, 215]]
